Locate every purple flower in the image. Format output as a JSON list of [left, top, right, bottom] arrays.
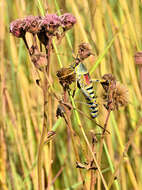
[[23, 15, 42, 34], [60, 13, 76, 31], [10, 19, 26, 38], [40, 14, 61, 34]]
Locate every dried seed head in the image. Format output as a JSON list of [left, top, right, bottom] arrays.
[[78, 42, 92, 60], [101, 73, 116, 92], [23, 15, 42, 34], [41, 14, 61, 35], [57, 67, 76, 90], [101, 74, 129, 110], [114, 82, 129, 108], [57, 67, 76, 83], [102, 73, 116, 82], [10, 18, 26, 38], [60, 13, 76, 31]]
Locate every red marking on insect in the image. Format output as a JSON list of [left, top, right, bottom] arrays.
[[84, 73, 91, 85]]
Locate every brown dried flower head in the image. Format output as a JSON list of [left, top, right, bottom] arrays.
[[78, 42, 92, 60], [60, 13, 76, 31], [114, 82, 129, 109], [23, 15, 42, 34], [102, 73, 116, 82], [57, 67, 76, 90], [101, 73, 116, 92], [101, 74, 129, 110], [10, 18, 26, 38]]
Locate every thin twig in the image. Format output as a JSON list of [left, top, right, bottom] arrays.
[[37, 84, 48, 190]]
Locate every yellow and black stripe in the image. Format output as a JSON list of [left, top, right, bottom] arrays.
[[85, 84, 98, 118], [78, 81, 98, 118]]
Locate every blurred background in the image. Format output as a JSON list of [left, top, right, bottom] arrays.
[[0, 0, 142, 190]]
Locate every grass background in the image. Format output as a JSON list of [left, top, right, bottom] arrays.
[[0, 0, 142, 190]]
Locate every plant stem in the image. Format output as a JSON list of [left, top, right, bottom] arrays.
[[90, 136, 97, 190], [37, 38, 52, 190], [46, 39, 53, 190], [37, 86, 48, 190]]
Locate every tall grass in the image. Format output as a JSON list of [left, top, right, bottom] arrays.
[[0, 0, 142, 190]]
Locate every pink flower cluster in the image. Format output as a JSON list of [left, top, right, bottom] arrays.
[[10, 13, 76, 38]]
